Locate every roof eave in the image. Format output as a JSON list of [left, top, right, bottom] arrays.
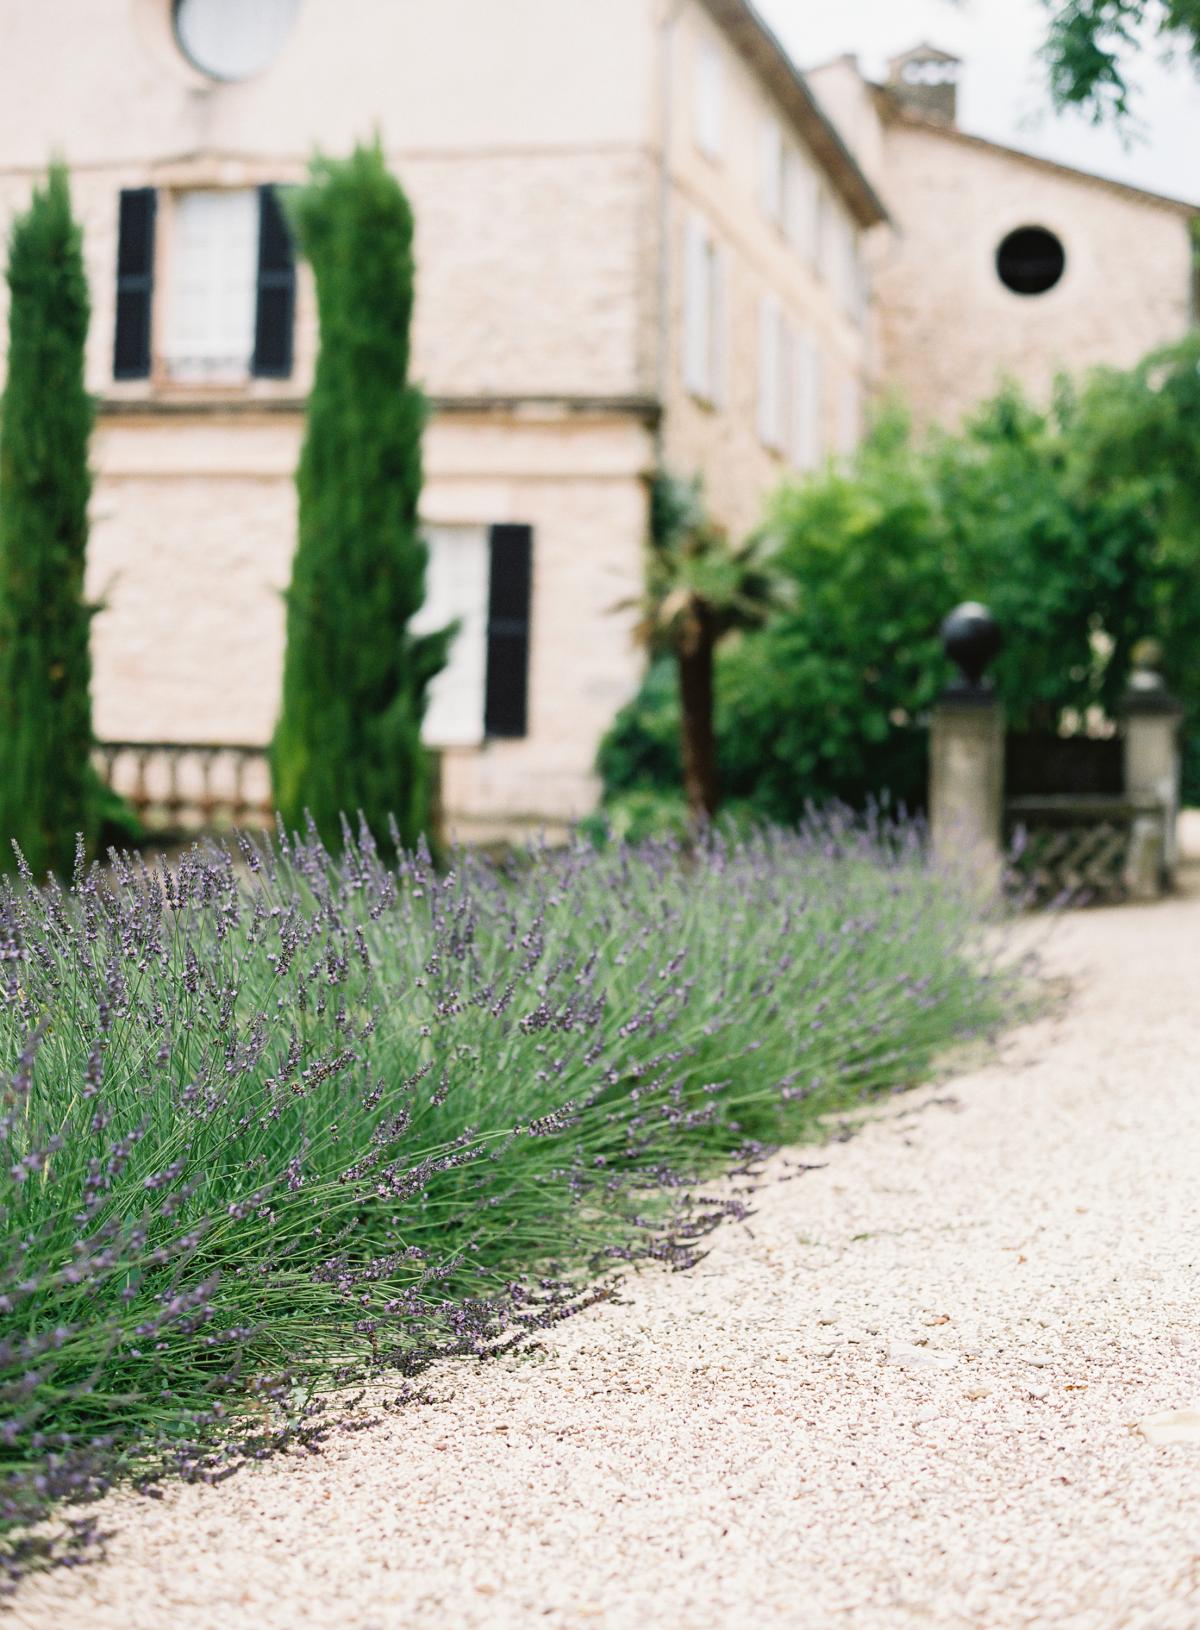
[[697, 0, 890, 229], [872, 86, 1200, 217]]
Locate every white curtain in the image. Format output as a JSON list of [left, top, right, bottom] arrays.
[[165, 189, 259, 382], [683, 214, 712, 400], [784, 147, 819, 262], [760, 121, 784, 223], [758, 296, 784, 451], [709, 243, 728, 409], [414, 526, 491, 749], [694, 41, 724, 159]]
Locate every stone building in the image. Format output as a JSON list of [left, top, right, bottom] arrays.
[[0, 0, 882, 839], [809, 44, 1198, 428], [0, 9, 1193, 838]]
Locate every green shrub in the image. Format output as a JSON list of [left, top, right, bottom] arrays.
[[602, 359, 1200, 816], [596, 656, 684, 798], [0, 166, 96, 877]]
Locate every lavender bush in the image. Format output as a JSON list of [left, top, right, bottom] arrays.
[[0, 814, 1018, 1582]]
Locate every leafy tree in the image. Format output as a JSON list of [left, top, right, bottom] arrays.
[[1065, 333, 1200, 796], [623, 474, 779, 822], [600, 359, 1200, 819], [716, 410, 950, 817], [931, 381, 1157, 729], [1038, 0, 1200, 122], [273, 144, 453, 851], [0, 166, 96, 877]]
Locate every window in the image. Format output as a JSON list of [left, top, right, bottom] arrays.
[[996, 226, 1066, 295], [414, 525, 534, 746], [173, 0, 301, 82], [835, 216, 863, 318], [166, 190, 260, 382], [414, 527, 492, 748], [112, 185, 296, 383], [817, 192, 842, 289], [760, 120, 784, 225], [813, 192, 864, 318], [783, 146, 819, 262], [683, 214, 727, 406], [758, 297, 786, 451], [790, 335, 824, 471], [694, 40, 723, 159]]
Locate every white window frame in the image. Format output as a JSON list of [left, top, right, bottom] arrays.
[[694, 39, 724, 160], [791, 333, 824, 472], [760, 119, 785, 226], [164, 187, 260, 383], [683, 214, 727, 407], [758, 296, 786, 452], [783, 144, 819, 263], [412, 525, 492, 749], [815, 184, 832, 285]]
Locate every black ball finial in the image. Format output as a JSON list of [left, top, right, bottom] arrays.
[[941, 602, 1001, 695]]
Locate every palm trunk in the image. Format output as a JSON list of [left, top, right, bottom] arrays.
[[677, 603, 718, 824]]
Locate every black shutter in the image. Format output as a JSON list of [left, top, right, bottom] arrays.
[[484, 525, 533, 739], [113, 188, 155, 380], [252, 185, 296, 378]]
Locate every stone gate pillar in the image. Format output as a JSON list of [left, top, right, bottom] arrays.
[[1122, 639, 1183, 889], [930, 603, 1005, 893]]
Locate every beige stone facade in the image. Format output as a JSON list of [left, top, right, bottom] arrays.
[[810, 50, 1198, 430], [0, 8, 1190, 837], [0, 0, 882, 837], [658, 2, 880, 538]]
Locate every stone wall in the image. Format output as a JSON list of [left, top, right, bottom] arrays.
[[90, 409, 653, 838], [807, 59, 1196, 433], [875, 121, 1195, 429], [660, 1, 874, 540], [0, 148, 658, 410], [0, 0, 661, 405]]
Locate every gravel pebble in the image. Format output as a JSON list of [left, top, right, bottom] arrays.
[[15, 882, 1200, 1630]]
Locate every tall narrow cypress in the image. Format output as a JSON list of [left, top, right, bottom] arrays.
[[0, 165, 96, 877], [273, 144, 452, 850]]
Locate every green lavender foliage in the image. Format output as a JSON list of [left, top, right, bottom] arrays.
[[0, 166, 96, 878], [272, 145, 453, 851], [0, 818, 1023, 1582]]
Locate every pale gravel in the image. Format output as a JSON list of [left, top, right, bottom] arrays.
[[12, 882, 1200, 1630]]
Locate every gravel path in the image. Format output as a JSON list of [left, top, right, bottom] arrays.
[[14, 884, 1200, 1630]]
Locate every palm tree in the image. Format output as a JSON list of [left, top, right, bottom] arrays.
[[627, 474, 781, 823]]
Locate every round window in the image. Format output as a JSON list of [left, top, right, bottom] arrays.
[[996, 226, 1066, 296], [173, 0, 301, 81]]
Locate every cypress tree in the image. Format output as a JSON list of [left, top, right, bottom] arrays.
[[273, 144, 452, 850], [0, 165, 96, 877]]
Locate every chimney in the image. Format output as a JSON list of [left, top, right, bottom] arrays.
[[886, 43, 962, 126]]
